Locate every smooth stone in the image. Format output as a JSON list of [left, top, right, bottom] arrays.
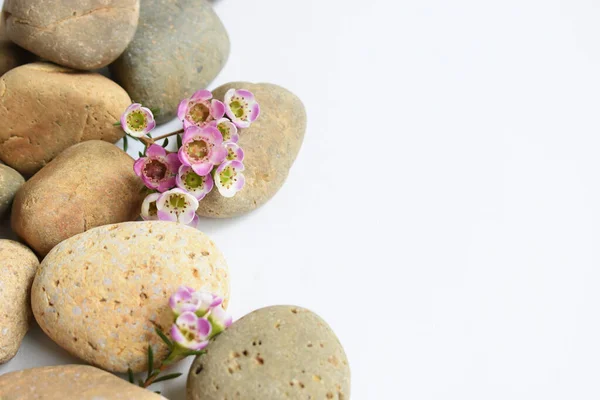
[[196, 83, 306, 218], [11, 141, 143, 256], [0, 164, 24, 217], [31, 221, 230, 373], [0, 17, 36, 76], [187, 306, 350, 400], [0, 365, 166, 399], [0, 240, 39, 364], [110, 0, 229, 123], [4, 0, 140, 70], [0, 63, 131, 176]]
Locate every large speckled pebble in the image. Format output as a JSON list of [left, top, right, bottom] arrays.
[[11, 141, 143, 256], [187, 306, 351, 400], [0, 17, 36, 76], [110, 0, 229, 123], [196, 83, 306, 218], [0, 365, 166, 399], [0, 164, 24, 218], [4, 0, 140, 70], [0, 240, 39, 364], [31, 221, 230, 373], [0, 63, 131, 176]]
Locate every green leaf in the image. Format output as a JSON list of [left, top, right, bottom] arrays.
[[147, 346, 154, 381], [155, 327, 173, 350], [162, 138, 169, 148], [152, 373, 183, 384], [123, 135, 128, 152], [185, 349, 207, 357], [149, 107, 161, 116], [113, 121, 122, 126], [138, 151, 144, 158], [176, 134, 182, 149], [127, 368, 135, 384], [154, 391, 161, 395]]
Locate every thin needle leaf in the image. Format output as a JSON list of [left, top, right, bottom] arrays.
[[152, 373, 183, 384], [155, 327, 173, 350], [176, 134, 182, 149], [127, 368, 134, 384], [147, 346, 154, 380], [162, 138, 169, 148], [123, 135, 128, 152]]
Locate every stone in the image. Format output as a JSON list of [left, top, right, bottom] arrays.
[[0, 240, 39, 364], [187, 306, 351, 400], [0, 365, 166, 399], [110, 0, 229, 124], [11, 141, 143, 256], [0, 63, 131, 176], [4, 0, 140, 70], [197, 83, 306, 218], [0, 164, 24, 217], [0, 17, 36, 76], [31, 221, 230, 373]]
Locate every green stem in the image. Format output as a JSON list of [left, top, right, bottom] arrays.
[[142, 351, 183, 388]]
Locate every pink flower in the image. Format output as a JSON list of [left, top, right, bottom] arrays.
[[170, 312, 211, 351], [223, 89, 260, 128], [156, 188, 199, 225], [212, 118, 239, 143], [178, 126, 227, 176], [208, 305, 232, 337], [214, 160, 245, 198], [176, 165, 214, 201], [224, 142, 244, 162], [134, 145, 181, 192], [177, 90, 225, 128], [169, 287, 222, 317], [120, 103, 156, 137], [141, 192, 161, 221]]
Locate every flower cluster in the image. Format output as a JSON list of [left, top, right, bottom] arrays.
[[131, 287, 232, 389], [121, 89, 260, 227]]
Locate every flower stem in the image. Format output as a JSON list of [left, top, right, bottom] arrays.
[[142, 351, 182, 388], [152, 129, 184, 142]]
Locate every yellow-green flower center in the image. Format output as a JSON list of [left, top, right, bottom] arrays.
[[184, 172, 203, 189], [220, 166, 236, 187], [218, 123, 230, 141], [229, 101, 244, 118], [169, 194, 187, 209], [187, 140, 209, 160], [127, 110, 147, 131], [189, 102, 210, 123], [148, 201, 158, 216]]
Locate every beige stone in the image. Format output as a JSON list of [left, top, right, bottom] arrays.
[[0, 240, 39, 364], [0, 164, 24, 217], [11, 141, 143, 256], [0, 62, 131, 176], [196, 83, 306, 218], [31, 221, 230, 373], [187, 306, 351, 400], [4, 0, 140, 70], [0, 365, 166, 399], [0, 16, 36, 76]]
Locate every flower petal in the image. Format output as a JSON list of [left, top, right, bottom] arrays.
[[146, 144, 166, 158], [177, 98, 190, 121], [157, 210, 177, 222], [211, 99, 225, 120], [133, 157, 145, 177], [191, 162, 213, 177], [197, 318, 212, 338], [190, 89, 213, 102]]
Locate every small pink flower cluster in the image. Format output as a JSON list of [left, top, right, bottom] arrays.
[[169, 287, 232, 351], [121, 88, 260, 227]]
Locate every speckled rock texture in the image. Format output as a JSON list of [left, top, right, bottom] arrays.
[[11, 141, 143, 257], [0, 365, 166, 399], [4, 0, 140, 70], [0, 240, 39, 364], [196, 83, 306, 218], [31, 221, 230, 373], [0, 16, 36, 76], [0, 63, 131, 176], [110, 0, 229, 123], [0, 164, 24, 217], [187, 306, 350, 400]]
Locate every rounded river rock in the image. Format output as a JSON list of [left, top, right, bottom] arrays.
[[0, 164, 24, 218], [31, 221, 230, 373], [0, 17, 36, 76], [196, 82, 306, 218], [4, 0, 140, 70], [0, 365, 166, 399], [11, 141, 143, 256], [111, 0, 229, 123], [0, 62, 131, 176], [187, 305, 350, 400], [0, 240, 39, 364]]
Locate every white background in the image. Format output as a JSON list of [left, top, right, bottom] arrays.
[[3, 0, 600, 398]]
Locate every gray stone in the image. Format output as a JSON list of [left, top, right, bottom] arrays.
[[187, 305, 351, 400], [110, 0, 229, 123], [4, 0, 140, 70], [196, 82, 306, 218], [0, 365, 166, 399], [0, 164, 24, 217], [0, 16, 36, 76]]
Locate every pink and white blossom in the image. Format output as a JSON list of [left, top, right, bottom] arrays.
[[170, 312, 212, 351], [156, 188, 199, 225], [212, 118, 239, 143], [176, 165, 214, 201], [208, 305, 233, 337], [177, 90, 225, 128], [141, 192, 161, 221], [214, 160, 245, 198], [178, 126, 227, 176], [224, 142, 244, 162], [121, 103, 156, 137], [134, 145, 181, 192], [223, 89, 260, 128]]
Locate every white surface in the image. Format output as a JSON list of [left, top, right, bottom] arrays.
[[4, 0, 600, 398]]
